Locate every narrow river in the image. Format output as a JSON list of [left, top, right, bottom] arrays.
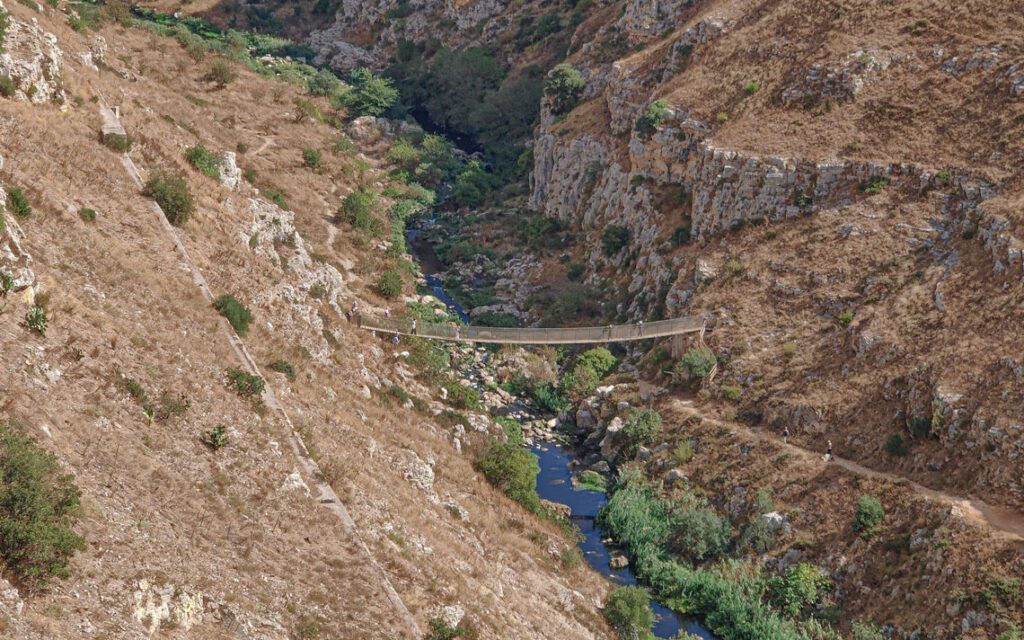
[[408, 219, 716, 639]]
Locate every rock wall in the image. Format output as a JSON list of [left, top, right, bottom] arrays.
[[0, 1, 65, 104], [0, 186, 36, 294]]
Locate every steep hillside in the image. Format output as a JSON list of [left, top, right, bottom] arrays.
[[0, 3, 611, 638]]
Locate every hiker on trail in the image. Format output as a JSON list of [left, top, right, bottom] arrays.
[[825, 440, 833, 462], [411, 319, 418, 335], [455, 324, 462, 340], [392, 334, 400, 345], [383, 307, 391, 318], [782, 427, 790, 444], [637, 320, 644, 336]]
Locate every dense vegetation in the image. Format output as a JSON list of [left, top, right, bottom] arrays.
[[0, 422, 84, 589], [597, 471, 840, 640], [146, 169, 194, 226]]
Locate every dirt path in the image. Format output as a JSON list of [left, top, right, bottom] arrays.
[[669, 399, 1024, 540], [100, 103, 422, 637]]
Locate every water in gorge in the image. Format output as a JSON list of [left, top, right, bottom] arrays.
[[408, 218, 716, 639]]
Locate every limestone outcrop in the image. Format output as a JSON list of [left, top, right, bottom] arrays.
[[0, 1, 65, 104]]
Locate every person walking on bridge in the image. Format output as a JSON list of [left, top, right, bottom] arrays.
[[637, 320, 644, 337], [411, 319, 418, 336]]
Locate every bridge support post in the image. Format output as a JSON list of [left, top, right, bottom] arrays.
[[670, 334, 684, 359]]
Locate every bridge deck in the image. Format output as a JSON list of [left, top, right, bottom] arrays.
[[358, 315, 704, 345]]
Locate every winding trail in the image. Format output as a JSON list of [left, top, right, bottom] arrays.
[[98, 102, 422, 637], [669, 399, 1024, 541]]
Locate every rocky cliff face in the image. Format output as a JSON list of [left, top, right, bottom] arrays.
[[0, 0, 65, 104]]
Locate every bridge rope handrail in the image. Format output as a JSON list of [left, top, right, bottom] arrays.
[[357, 314, 705, 344]]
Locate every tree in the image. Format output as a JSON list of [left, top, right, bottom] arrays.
[[561, 347, 617, 402], [676, 348, 716, 381], [453, 161, 494, 208], [603, 586, 654, 640], [544, 63, 586, 114], [0, 422, 84, 589], [854, 494, 884, 538], [307, 68, 341, 97], [343, 68, 398, 117], [476, 442, 541, 513], [668, 505, 731, 563], [374, 268, 404, 298], [340, 187, 381, 235], [618, 409, 662, 457]]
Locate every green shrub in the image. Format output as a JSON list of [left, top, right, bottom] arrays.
[[724, 258, 745, 276], [101, 132, 132, 152], [185, 145, 221, 179], [342, 67, 398, 117], [671, 226, 691, 245], [476, 442, 541, 513], [495, 416, 523, 446], [617, 408, 662, 457], [883, 433, 908, 456], [374, 268, 404, 298], [739, 517, 775, 554], [837, 309, 854, 326], [674, 440, 694, 465], [854, 494, 884, 538], [530, 382, 569, 414], [0, 76, 14, 98], [767, 563, 830, 618], [25, 306, 47, 335], [603, 586, 654, 639], [78, 208, 96, 222], [302, 148, 322, 170], [0, 422, 84, 589], [146, 170, 194, 226], [307, 68, 340, 97], [202, 426, 229, 450], [743, 81, 759, 95], [676, 349, 716, 380], [213, 294, 253, 336], [225, 368, 265, 399], [340, 187, 381, 235], [207, 59, 238, 87], [601, 225, 630, 256], [423, 618, 464, 640], [264, 188, 289, 211], [561, 347, 617, 401], [860, 176, 888, 195], [635, 99, 669, 138], [444, 381, 482, 411], [544, 63, 586, 114], [567, 261, 586, 281], [576, 470, 607, 492], [668, 505, 731, 563], [453, 161, 494, 209], [7, 187, 31, 219], [268, 360, 296, 382], [0, 272, 13, 296], [716, 112, 729, 124], [721, 385, 741, 401], [0, 9, 8, 51]]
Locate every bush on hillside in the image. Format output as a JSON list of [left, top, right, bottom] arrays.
[[213, 294, 253, 336], [207, 59, 238, 87], [603, 586, 655, 639], [307, 68, 341, 97], [601, 225, 630, 257], [452, 161, 494, 208], [668, 505, 731, 563], [340, 187, 382, 235], [617, 408, 662, 458], [476, 441, 541, 513], [0, 422, 84, 589], [676, 349, 716, 381], [738, 517, 775, 554], [225, 368, 265, 399], [146, 169, 194, 226], [883, 433, 908, 456], [185, 144, 221, 179], [268, 360, 296, 382], [0, 76, 14, 98], [302, 148, 322, 170], [544, 63, 586, 115], [767, 563, 831, 618], [443, 381, 482, 411], [560, 347, 616, 402], [374, 268, 404, 298], [7, 187, 31, 219], [100, 132, 132, 152], [635, 99, 669, 138], [25, 306, 47, 335], [342, 67, 398, 117], [423, 618, 464, 640], [854, 494, 884, 538]]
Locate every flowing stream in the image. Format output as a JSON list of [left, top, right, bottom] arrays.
[[408, 219, 716, 639]]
